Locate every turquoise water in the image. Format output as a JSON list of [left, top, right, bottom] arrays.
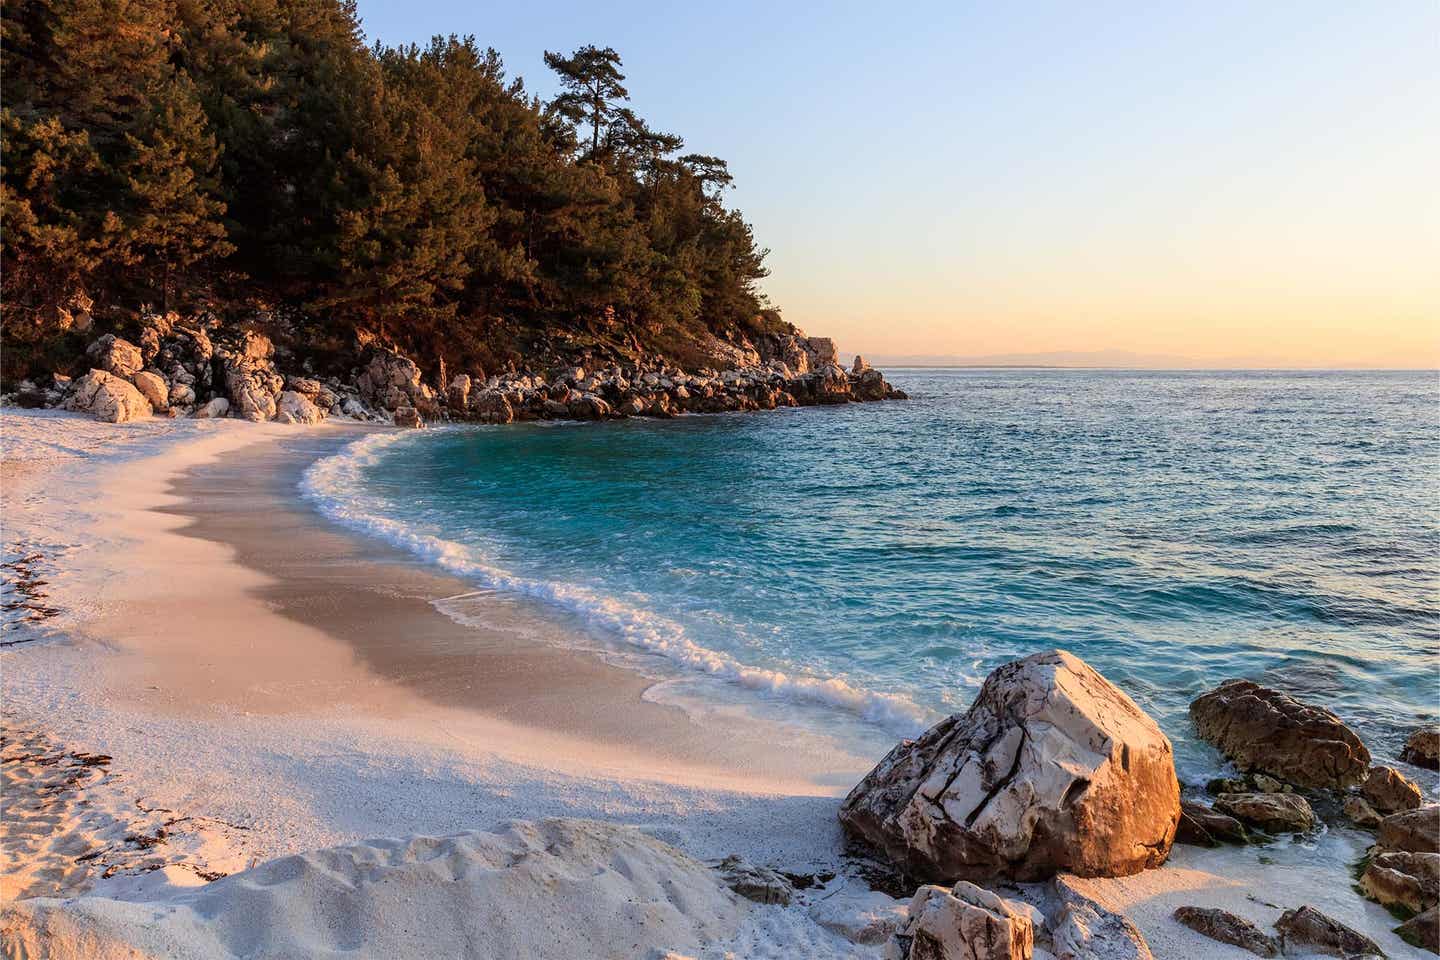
[[306, 369, 1440, 782]]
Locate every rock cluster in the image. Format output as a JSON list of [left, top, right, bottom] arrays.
[[1187, 677, 1440, 949], [17, 315, 907, 427], [839, 650, 1179, 883], [1402, 728, 1440, 771], [870, 873, 1153, 960]]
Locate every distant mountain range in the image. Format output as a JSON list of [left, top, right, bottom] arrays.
[[859, 350, 1426, 370]]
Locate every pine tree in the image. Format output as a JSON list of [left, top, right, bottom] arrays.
[[542, 45, 628, 158]]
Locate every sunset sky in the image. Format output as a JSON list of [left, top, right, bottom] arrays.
[[359, 1, 1438, 368]]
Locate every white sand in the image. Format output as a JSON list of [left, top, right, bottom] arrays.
[[0, 409, 1427, 958]]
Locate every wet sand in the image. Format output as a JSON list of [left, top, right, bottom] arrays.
[[136, 426, 871, 790]]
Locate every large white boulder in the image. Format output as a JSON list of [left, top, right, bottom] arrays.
[[62, 370, 152, 423], [840, 650, 1179, 882]]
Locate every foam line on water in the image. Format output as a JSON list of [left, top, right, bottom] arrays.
[[300, 430, 931, 737]]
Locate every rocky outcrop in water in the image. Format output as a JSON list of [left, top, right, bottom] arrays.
[[839, 650, 1179, 883], [1189, 679, 1371, 790], [1360, 851, 1440, 916], [1363, 765, 1424, 815], [1211, 792, 1316, 834], [1402, 728, 1440, 771], [1378, 806, 1440, 855]]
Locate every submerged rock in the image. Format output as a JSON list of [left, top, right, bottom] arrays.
[[1172, 906, 1279, 957], [1363, 765, 1424, 814], [1211, 793, 1316, 834], [1274, 905, 1384, 958], [1402, 728, 1440, 771], [886, 882, 1034, 960], [1190, 679, 1371, 790], [839, 651, 1179, 883], [62, 369, 152, 423]]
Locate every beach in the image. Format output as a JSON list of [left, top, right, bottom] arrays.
[[0, 407, 1431, 958]]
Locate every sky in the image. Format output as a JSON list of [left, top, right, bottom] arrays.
[[356, 1, 1439, 368]]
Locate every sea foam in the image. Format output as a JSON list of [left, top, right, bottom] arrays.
[[300, 430, 931, 737]]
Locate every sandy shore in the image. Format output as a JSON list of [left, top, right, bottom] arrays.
[[0, 409, 1428, 958]]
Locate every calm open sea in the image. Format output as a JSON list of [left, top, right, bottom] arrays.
[[304, 369, 1440, 782]]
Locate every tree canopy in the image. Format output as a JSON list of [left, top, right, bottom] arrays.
[[1, 0, 778, 379]]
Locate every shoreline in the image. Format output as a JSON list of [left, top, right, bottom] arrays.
[[0, 409, 1430, 958]]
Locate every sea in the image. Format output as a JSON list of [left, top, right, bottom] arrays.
[[302, 368, 1440, 786]]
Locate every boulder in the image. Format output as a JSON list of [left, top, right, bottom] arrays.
[[285, 376, 324, 397], [447, 374, 471, 411], [839, 650, 1179, 883], [1397, 906, 1439, 954], [276, 391, 325, 425], [1211, 793, 1316, 834], [806, 336, 838, 365], [1176, 800, 1248, 847], [1360, 851, 1440, 915], [1379, 806, 1440, 855], [393, 406, 423, 429], [85, 334, 144, 380], [131, 370, 168, 411], [358, 349, 427, 412], [62, 370, 152, 423], [221, 332, 284, 421], [468, 390, 515, 424], [1273, 905, 1384, 958], [193, 397, 229, 419], [886, 883, 1033, 960], [1346, 796, 1384, 828], [1172, 906, 1279, 957], [1364, 765, 1424, 814], [1402, 728, 1440, 771], [1050, 876, 1153, 960], [712, 856, 792, 906], [853, 354, 872, 374], [1190, 679, 1370, 790], [567, 393, 611, 420]]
